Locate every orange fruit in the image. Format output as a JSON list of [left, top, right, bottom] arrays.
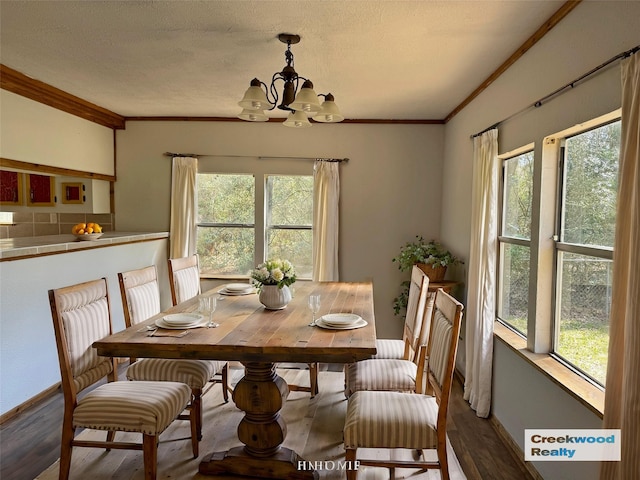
[[86, 227, 94, 234]]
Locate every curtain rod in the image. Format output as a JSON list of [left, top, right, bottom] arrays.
[[470, 44, 640, 139], [163, 152, 348, 162]]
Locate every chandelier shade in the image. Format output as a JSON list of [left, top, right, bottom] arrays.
[[238, 79, 271, 110], [283, 110, 312, 128], [238, 108, 268, 122], [237, 33, 343, 127], [313, 94, 344, 123], [289, 80, 322, 114]]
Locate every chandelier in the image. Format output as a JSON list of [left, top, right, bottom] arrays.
[[237, 33, 344, 128]]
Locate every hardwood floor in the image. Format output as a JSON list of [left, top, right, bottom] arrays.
[[0, 365, 533, 480]]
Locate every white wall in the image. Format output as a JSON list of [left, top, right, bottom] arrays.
[[0, 90, 114, 176], [440, 2, 640, 479], [0, 239, 170, 415], [115, 121, 445, 340]]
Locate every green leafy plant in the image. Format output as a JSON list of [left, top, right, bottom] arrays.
[[392, 237, 462, 315], [392, 236, 462, 272]]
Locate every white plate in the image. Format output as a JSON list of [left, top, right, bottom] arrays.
[[162, 313, 204, 326], [320, 313, 362, 326], [225, 283, 253, 292], [315, 317, 368, 330], [155, 315, 207, 330], [219, 287, 255, 296]]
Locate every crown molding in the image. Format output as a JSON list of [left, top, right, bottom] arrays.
[[0, 64, 125, 130], [444, 0, 582, 123]]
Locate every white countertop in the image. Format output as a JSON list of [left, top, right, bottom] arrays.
[[0, 232, 169, 260]]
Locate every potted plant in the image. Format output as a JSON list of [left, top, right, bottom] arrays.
[[250, 259, 297, 310], [392, 237, 462, 315]]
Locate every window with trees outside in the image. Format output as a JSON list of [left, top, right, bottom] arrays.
[[265, 175, 313, 279], [497, 149, 534, 337], [196, 173, 313, 279], [553, 120, 620, 386]]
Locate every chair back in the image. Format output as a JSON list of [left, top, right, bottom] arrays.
[[424, 288, 463, 428], [118, 265, 161, 327], [48, 278, 116, 402], [168, 254, 201, 305], [403, 266, 430, 362]]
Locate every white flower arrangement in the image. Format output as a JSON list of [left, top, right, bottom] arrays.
[[250, 259, 297, 289]]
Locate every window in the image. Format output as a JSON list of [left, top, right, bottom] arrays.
[[497, 149, 534, 336], [197, 172, 314, 279], [196, 174, 255, 276], [266, 175, 313, 278], [553, 120, 620, 386]]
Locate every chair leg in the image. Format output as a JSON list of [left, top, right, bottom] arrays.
[[142, 434, 158, 480], [105, 430, 115, 451], [189, 403, 199, 458], [59, 417, 74, 480], [192, 388, 203, 441], [221, 363, 229, 403], [308, 362, 319, 398], [345, 448, 358, 480], [438, 440, 450, 480]]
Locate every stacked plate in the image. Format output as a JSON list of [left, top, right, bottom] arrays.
[[315, 313, 367, 330], [219, 283, 255, 296], [155, 313, 206, 329]]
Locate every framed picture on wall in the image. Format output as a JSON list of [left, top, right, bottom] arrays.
[[26, 174, 55, 206], [61, 182, 84, 204], [0, 170, 23, 205]]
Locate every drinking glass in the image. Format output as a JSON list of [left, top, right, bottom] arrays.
[[308, 294, 321, 326], [199, 295, 218, 328]]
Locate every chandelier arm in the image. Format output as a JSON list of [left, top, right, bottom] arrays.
[[266, 73, 286, 110]]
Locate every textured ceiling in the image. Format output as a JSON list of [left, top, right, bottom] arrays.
[[0, 0, 566, 120]]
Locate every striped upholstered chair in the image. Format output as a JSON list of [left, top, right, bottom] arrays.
[[119, 265, 230, 456], [343, 266, 431, 397], [167, 254, 201, 305], [343, 289, 464, 480], [372, 265, 430, 360], [49, 278, 193, 480]]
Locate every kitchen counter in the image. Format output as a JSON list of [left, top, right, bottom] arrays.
[[0, 231, 169, 260]]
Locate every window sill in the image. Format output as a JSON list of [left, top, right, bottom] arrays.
[[493, 322, 604, 419]]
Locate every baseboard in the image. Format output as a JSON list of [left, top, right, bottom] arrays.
[[0, 382, 61, 425], [489, 415, 544, 480]]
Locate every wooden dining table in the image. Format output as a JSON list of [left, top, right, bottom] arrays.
[[93, 280, 377, 480]]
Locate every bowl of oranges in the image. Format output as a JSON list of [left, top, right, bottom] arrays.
[[71, 222, 103, 241]]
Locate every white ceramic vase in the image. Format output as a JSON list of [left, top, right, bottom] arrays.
[[259, 285, 292, 310]]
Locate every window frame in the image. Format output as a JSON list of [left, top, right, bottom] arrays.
[[195, 157, 314, 279], [549, 119, 620, 386], [497, 110, 621, 393], [496, 144, 535, 337], [264, 174, 314, 279]]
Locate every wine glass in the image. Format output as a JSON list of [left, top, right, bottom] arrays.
[[199, 295, 218, 328], [308, 294, 321, 326]]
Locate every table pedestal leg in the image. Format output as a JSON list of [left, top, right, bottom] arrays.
[[198, 362, 318, 479]]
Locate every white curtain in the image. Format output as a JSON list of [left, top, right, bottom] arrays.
[[600, 52, 640, 480], [464, 129, 499, 418], [169, 156, 198, 259], [312, 160, 340, 281]]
